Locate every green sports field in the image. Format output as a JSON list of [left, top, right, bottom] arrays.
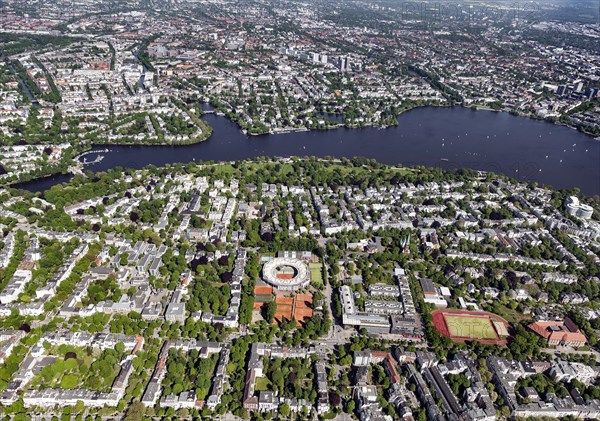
[[309, 262, 323, 287], [444, 315, 497, 339]]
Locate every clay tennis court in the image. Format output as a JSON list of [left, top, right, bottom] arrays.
[[273, 294, 313, 326], [274, 296, 294, 324], [274, 306, 293, 323], [254, 285, 273, 295], [293, 294, 313, 324]]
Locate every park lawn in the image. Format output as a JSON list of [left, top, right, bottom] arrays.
[[213, 161, 294, 181], [377, 165, 415, 175], [273, 162, 295, 177], [491, 303, 532, 325], [444, 315, 497, 339], [244, 160, 415, 184], [210, 163, 237, 178], [255, 376, 272, 392], [309, 262, 323, 287]]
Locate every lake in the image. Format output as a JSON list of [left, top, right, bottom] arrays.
[[17, 107, 600, 195]]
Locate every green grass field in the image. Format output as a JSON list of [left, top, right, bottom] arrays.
[[255, 376, 272, 392], [444, 315, 497, 339], [309, 262, 323, 287], [490, 303, 532, 325]]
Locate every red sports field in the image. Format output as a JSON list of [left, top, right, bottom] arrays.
[[432, 309, 511, 345]]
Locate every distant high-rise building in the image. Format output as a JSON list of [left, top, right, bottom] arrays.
[[338, 56, 349, 72], [556, 85, 567, 95], [584, 88, 598, 101]]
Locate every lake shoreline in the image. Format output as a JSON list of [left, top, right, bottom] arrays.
[[11, 106, 600, 196]]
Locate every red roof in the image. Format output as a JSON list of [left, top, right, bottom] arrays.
[[528, 318, 587, 345]]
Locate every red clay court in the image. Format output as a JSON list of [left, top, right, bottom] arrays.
[[254, 285, 273, 295], [274, 296, 294, 324], [274, 294, 313, 326], [432, 309, 511, 345], [293, 294, 313, 324]]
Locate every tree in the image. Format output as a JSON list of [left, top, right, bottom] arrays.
[[124, 402, 145, 421], [346, 399, 355, 414], [173, 383, 184, 394], [265, 301, 277, 324], [60, 374, 79, 389], [272, 369, 285, 393], [74, 400, 85, 413], [330, 392, 341, 407], [279, 403, 290, 417]]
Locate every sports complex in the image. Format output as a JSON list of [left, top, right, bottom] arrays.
[[432, 309, 511, 345], [262, 257, 310, 291]]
